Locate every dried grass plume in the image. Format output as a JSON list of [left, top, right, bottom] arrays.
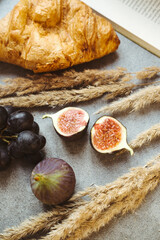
[[95, 85, 160, 114]]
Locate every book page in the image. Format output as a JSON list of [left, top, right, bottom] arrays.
[[82, 0, 160, 55], [120, 0, 160, 24]]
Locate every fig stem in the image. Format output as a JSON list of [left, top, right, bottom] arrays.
[[42, 114, 55, 119], [34, 174, 44, 182], [42, 114, 56, 128], [34, 176, 40, 181], [125, 143, 134, 155]]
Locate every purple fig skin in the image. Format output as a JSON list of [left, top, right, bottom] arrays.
[[30, 158, 76, 205]]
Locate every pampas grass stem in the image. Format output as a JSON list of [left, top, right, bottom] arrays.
[[41, 155, 160, 240], [95, 85, 160, 114], [0, 84, 128, 108]]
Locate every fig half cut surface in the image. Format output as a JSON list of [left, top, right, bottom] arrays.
[[91, 116, 133, 155], [30, 158, 76, 205], [43, 107, 89, 140]]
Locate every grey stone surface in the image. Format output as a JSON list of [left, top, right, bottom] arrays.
[[0, 0, 160, 239]]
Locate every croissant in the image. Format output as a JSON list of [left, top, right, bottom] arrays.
[[0, 0, 120, 73]]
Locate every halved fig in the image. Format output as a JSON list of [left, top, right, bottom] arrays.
[[43, 107, 89, 140], [91, 116, 133, 155]]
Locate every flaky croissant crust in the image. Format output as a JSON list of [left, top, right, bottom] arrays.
[[0, 0, 120, 73]]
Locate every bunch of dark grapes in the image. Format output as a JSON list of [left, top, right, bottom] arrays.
[[0, 106, 46, 170]]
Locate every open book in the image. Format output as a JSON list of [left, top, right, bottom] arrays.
[[82, 0, 160, 57]]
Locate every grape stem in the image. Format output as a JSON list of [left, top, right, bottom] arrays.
[[0, 128, 18, 144], [1, 127, 7, 135], [1, 138, 10, 144], [1, 135, 17, 139]]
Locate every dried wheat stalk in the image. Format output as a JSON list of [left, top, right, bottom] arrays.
[[116, 123, 160, 156], [136, 66, 160, 80], [0, 83, 132, 108], [106, 77, 160, 101], [0, 66, 159, 101], [67, 171, 159, 240], [0, 67, 160, 239], [0, 208, 68, 240], [130, 123, 160, 150], [0, 67, 159, 108], [0, 68, 125, 98], [95, 85, 160, 114], [0, 186, 98, 240], [1, 123, 160, 240], [1, 157, 160, 240], [41, 155, 160, 240], [105, 84, 134, 100], [0, 200, 87, 240]]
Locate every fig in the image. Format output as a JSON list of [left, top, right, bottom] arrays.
[[30, 158, 76, 205], [43, 107, 89, 140], [91, 116, 133, 155]]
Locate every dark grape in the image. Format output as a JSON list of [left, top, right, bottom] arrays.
[[0, 143, 11, 170], [16, 130, 46, 154], [0, 106, 46, 168], [39, 135, 46, 149], [0, 138, 5, 145], [7, 110, 34, 133], [2, 129, 15, 136], [8, 141, 24, 159], [23, 151, 44, 164], [0, 106, 8, 130], [4, 105, 18, 115], [31, 121, 39, 134]]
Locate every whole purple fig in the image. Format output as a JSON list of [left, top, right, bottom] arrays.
[[30, 158, 76, 205]]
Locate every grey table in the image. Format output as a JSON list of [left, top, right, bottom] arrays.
[[0, 1, 160, 239]]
